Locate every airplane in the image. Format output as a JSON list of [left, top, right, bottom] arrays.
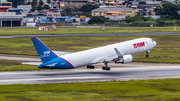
[[31, 37, 156, 71]]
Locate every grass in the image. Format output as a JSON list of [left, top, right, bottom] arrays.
[[1, 35, 180, 63], [0, 79, 180, 100], [0, 61, 38, 71], [0, 27, 180, 35]]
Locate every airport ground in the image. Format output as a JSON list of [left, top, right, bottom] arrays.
[[1, 27, 180, 100], [0, 26, 180, 35], [0, 58, 180, 100], [0, 35, 179, 65], [0, 79, 180, 101]]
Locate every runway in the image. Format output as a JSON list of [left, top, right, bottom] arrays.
[[0, 54, 40, 62], [0, 32, 180, 38], [0, 62, 180, 84], [0, 54, 180, 84], [0, 30, 179, 84]]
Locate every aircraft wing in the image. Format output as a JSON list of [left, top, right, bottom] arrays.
[[22, 62, 59, 68], [52, 50, 73, 56], [90, 48, 123, 64], [90, 54, 117, 64]]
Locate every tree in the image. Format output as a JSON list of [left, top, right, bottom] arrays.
[[32, 0, 37, 7], [7, 0, 24, 7], [81, 4, 99, 12], [27, 2, 31, 5], [37, 5, 42, 11], [39, 0, 43, 6], [72, 6, 79, 12], [136, 12, 143, 16], [148, 11, 152, 15], [44, 5, 50, 9], [126, 16, 136, 23], [47, 0, 51, 4], [156, 18, 165, 26], [154, 3, 180, 20], [63, 6, 72, 15], [88, 16, 108, 24], [126, 15, 155, 23]]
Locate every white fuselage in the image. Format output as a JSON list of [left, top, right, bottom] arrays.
[[61, 38, 156, 68]]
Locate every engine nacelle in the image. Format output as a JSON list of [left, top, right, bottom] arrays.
[[115, 55, 133, 64]]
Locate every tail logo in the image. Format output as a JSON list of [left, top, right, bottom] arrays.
[[40, 51, 50, 58]]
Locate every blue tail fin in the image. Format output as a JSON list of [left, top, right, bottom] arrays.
[[31, 37, 58, 63]]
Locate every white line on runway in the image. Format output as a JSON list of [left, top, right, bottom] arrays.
[[0, 65, 179, 75], [0, 76, 103, 83], [0, 56, 40, 62]]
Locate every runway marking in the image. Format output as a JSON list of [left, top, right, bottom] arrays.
[[1, 75, 180, 84], [0, 32, 180, 38], [115, 76, 180, 80], [0, 65, 180, 75], [0, 55, 179, 84], [0, 76, 104, 83], [0, 56, 40, 62]]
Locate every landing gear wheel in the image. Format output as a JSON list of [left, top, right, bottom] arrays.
[[102, 67, 110, 71], [146, 55, 149, 58], [102, 67, 106, 70], [87, 65, 95, 69], [91, 66, 95, 69], [102, 61, 110, 71]]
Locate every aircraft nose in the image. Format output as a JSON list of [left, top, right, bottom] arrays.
[[153, 41, 157, 46]]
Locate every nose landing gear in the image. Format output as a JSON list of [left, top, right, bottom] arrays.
[[146, 51, 150, 58]]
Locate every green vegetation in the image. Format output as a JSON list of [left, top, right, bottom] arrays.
[[88, 16, 109, 24], [7, 0, 25, 7], [126, 15, 156, 24], [0, 79, 180, 100], [81, 4, 99, 12], [0, 61, 38, 71], [126, 4, 180, 26], [1, 35, 180, 63], [63, 6, 73, 15], [1, 27, 180, 35], [37, 5, 43, 11], [154, 3, 180, 20], [126, 14, 180, 26]]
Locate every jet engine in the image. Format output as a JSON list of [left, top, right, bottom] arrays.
[[115, 55, 133, 64]]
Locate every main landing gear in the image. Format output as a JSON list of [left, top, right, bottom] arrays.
[[146, 51, 150, 58], [87, 65, 95, 69], [102, 67, 110, 71], [102, 61, 111, 71]]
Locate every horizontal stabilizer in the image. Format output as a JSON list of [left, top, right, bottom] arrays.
[[42, 63, 58, 67]]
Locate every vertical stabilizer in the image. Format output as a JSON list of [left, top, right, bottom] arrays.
[[31, 37, 58, 63]]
